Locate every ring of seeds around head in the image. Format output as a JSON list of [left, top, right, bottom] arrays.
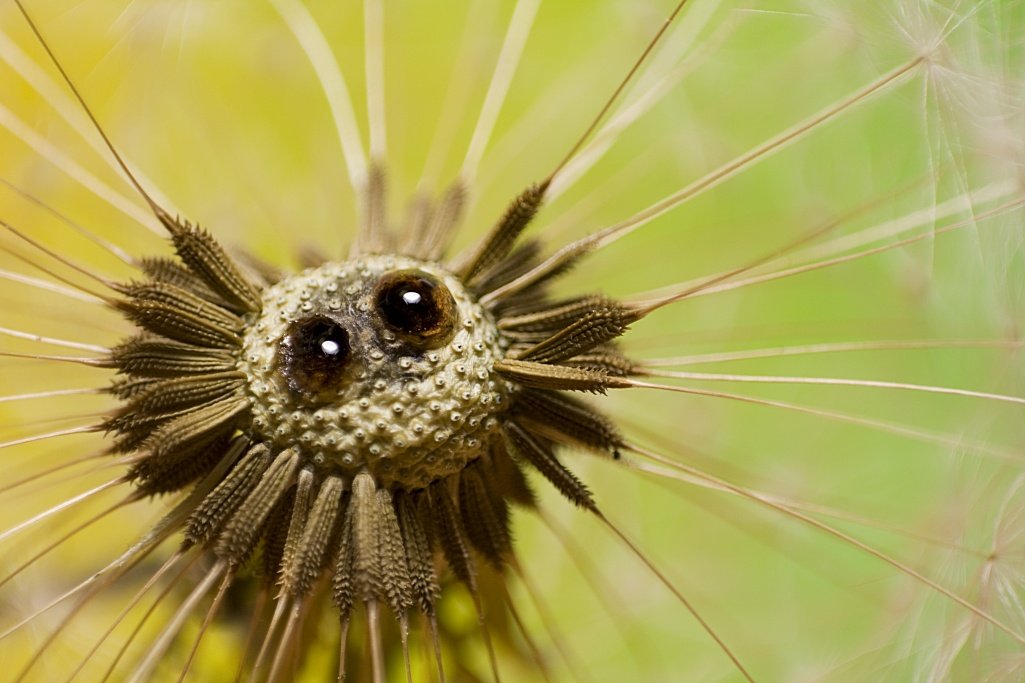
[[102, 178, 639, 673]]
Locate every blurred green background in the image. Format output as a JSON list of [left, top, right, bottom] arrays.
[[0, 0, 1023, 680]]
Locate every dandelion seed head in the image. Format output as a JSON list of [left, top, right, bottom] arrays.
[[1, 0, 1024, 679]]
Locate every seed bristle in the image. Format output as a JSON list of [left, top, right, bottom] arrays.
[[494, 357, 626, 393], [111, 372, 245, 419], [472, 241, 544, 295], [284, 475, 345, 597], [459, 465, 512, 569], [215, 449, 300, 565], [404, 182, 467, 261], [505, 422, 597, 511], [512, 305, 636, 364], [166, 218, 262, 313], [332, 495, 357, 619], [427, 478, 478, 589], [489, 438, 538, 509], [457, 181, 550, 285], [133, 396, 249, 457], [137, 256, 229, 304], [116, 281, 243, 330], [511, 389, 624, 455], [184, 442, 272, 548], [279, 468, 317, 585], [498, 294, 619, 333], [353, 164, 393, 256], [395, 491, 440, 615], [115, 292, 242, 349], [260, 486, 299, 584], [375, 487, 415, 615], [130, 432, 237, 495], [109, 335, 237, 378]]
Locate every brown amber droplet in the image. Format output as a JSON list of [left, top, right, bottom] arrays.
[[375, 270, 456, 348], [279, 315, 352, 396]]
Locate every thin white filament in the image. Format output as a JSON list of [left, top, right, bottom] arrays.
[[460, 0, 541, 184], [268, 0, 368, 190], [0, 325, 109, 353], [623, 457, 989, 558], [0, 476, 122, 544], [364, 0, 387, 161], [0, 102, 159, 232], [623, 378, 1023, 463], [548, 2, 726, 201], [126, 561, 228, 683], [0, 425, 97, 451], [633, 195, 1025, 307], [626, 441, 1025, 647], [642, 339, 1025, 367], [65, 551, 186, 682], [0, 28, 180, 217], [0, 178, 134, 265], [582, 58, 925, 251], [0, 268, 102, 303], [481, 58, 924, 306], [0, 387, 97, 404], [642, 368, 1025, 406], [593, 511, 755, 682]]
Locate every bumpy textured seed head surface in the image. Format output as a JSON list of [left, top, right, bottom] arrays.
[[240, 255, 511, 489]]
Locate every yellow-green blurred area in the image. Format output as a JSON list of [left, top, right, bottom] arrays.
[[0, 0, 1024, 681]]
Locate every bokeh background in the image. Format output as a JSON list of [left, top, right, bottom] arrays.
[[0, 0, 1024, 680]]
